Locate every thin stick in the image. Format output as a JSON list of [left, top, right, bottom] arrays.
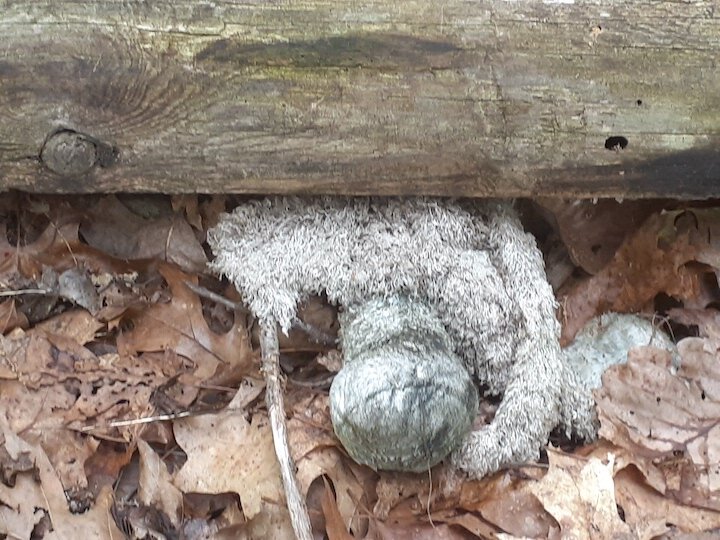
[[291, 318, 337, 346], [0, 288, 52, 297], [183, 280, 244, 312], [260, 321, 313, 540], [79, 411, 194, 432], [184, 280, 336, 346]]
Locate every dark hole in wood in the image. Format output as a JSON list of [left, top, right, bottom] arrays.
[[604, 136, 628, 150], [590, 243, 602, 254], [636, 99, 643, 106]]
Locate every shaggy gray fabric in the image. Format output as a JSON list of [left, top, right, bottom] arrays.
[[565, 313, 679, 389], [208, 197, 598, 478]]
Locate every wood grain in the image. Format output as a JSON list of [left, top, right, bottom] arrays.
[[1, 1, 719, 197]]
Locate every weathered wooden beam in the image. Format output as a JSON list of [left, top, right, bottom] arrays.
[[1, 1, 719, 197]]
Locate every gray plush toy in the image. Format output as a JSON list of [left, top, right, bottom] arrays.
[[208, 197, 598, 479]]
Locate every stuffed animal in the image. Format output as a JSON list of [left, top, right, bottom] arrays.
[[208, 197, 598, 478]]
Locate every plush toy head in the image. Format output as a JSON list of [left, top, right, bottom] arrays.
[[330, 296, 478, 472]]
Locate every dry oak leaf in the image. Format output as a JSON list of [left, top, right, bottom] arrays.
[[172, 408, 286, 521], [0, 219, 138, 283], [596, 345, 720, 459], [296, 447, 368, 537], [320, 475, 355, 540], [0, 299, 27, 334], [536, 198, 662, 274], [0, 412, 122, 539], [138, 439, 183, 527], [0, 221, 81, 280], [458, 469, 558, 538], [0, 326, 188, 492], [287, 391, 370, 536], [560, 209, 720, 343], [227, 504, 296, 540], [614, 466, 720, 540], [596, 343, 720, 512], [34, 309, 104, 345], [0, 329, 187, 430], [118, 263, 253, 381], [80, 195, 207, 273], [529, 449, 634, 539], [365, 520, 470, 540]]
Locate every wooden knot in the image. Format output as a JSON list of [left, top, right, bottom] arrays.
[[40, 129, 117, 176]]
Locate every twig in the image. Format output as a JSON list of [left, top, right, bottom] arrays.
[[183, 280, 245, 312], [0, 288, 52, 297], [79, 411, 194, 432], [292, 318, 337, 346], [184, 280, 336, 346], [260, 321, 313, 540], [286, 372, 336, 390]]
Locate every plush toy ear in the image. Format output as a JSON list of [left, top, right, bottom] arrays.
[[329, 346, 478, 472]]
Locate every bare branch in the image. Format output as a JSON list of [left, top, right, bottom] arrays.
[[260, 321, 313, 540], [183, 280, 244, 312]]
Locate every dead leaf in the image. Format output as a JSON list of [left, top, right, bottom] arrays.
[[85, 441, 135, 496], [277, 297, 339, 352], [171, 195, 203, 231], [0, 326, 191, 493], [138, 440, 183, 526], [0, 412, 123, 539], [297, 447, 368, 537], [459, 470, 556, 538], [614, 466, 720, 539], [171, 194, 227, 233], [56, 267, 102, 313], [537, 198, 663, 274], [118, 264, 253, 381], [0, 221, 81, 280], [596, 344, 719, 458], [366, 519, 469, 540], [529, 449, 633, 539], [199, 195, 228, 231], [172, 411, 286, 521], [559, 210, 720, 343], [441, 512, 499, 539], [596, 343, 720, 510], [668, 307, 720, 341], [228, 503, 295, 540], [35, 309, 103, 345], [81, 195, 207, 273], [322, 475, 355, 540], [288, 393, 337, 460], [0, 299, 27, 334]]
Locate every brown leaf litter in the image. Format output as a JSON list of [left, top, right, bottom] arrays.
[[2, 195, 720, 538]]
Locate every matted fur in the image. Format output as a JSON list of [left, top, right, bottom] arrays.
[[208, 197, 597, 478]]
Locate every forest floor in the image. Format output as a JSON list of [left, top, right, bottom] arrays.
[[0, 193, 718, 539]]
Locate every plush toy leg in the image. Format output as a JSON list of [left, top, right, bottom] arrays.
[[451, 338, 564, 477], [452, 203, 596, 477], [259, 322, 313, 540]]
